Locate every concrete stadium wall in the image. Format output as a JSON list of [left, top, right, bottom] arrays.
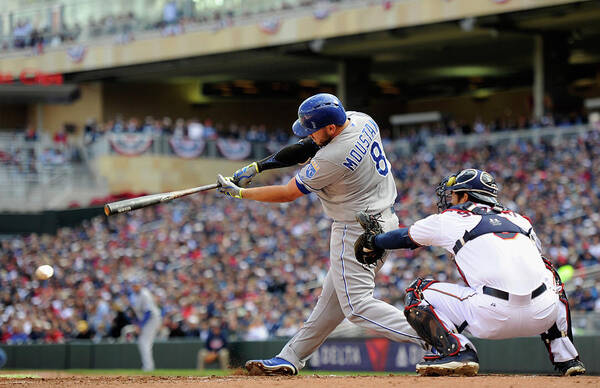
[[94, 155, 248, 194], [26, 83, 104, 135], [1, 337, 598, 374], [94, 155, 296, 194]]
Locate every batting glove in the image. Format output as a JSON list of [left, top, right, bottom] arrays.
[[217, 174, 243, 199], [232, 162, 259, 187]]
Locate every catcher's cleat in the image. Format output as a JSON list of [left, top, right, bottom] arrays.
[[554, 358, 586, 376], [245, 357, 298, 376], [416, 347, 479, 377]]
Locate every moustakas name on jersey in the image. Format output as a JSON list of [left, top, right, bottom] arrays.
[[295, 112, 395, 222]]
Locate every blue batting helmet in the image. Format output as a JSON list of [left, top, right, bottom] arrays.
[[436, 168, 499, 211], [292, 93, 347, 137]]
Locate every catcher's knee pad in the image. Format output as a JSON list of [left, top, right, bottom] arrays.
[[540, 323, 564, 343], [404, 305, 461, 356], [404, 278, 438, 307], [404, 278, 459, 356]]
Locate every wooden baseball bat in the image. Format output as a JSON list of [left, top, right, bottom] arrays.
[[104, 183, 220, 216]]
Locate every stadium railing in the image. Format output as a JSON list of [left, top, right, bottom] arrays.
[[388, 124, 595, 156], [1, 123, 596, 211], [0, 132, 73, 209], [0, 131, 110, 212], [83, 123, 597, 161]]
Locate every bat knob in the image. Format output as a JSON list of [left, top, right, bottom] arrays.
[[104, 205, 111, 216]]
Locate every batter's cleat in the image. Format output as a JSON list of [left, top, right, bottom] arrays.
[[245, 357, 298, 376], [555, 358, 586, 376], [416, 347, 479, 377]]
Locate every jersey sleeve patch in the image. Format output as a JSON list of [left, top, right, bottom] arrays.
[[305, 159, 319, 178], [297, 157, 344, 190]]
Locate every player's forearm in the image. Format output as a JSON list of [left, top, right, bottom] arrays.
[[257, 138, 319, 171], [242, 185, 301, 202], [374, 227, 420, 250]]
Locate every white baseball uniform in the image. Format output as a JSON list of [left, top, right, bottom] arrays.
[[132, 287, 161, 371], [408, 203, 579, 362], [277, 111, 424, 370]]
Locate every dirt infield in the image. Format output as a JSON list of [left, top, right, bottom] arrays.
[[0, 374, 597, 388]]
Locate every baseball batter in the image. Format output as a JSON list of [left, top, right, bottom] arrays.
[[217, 93, 424, 375], [356, 169, 585, 376], [130, 281, 161, 371]]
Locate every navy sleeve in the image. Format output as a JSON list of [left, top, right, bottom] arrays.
[[257, 137, 319, 171], [374, 227, 420, 250]]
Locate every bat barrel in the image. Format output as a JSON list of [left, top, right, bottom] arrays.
[[104, 193, 166, 216], [103, 183, 220, 216]]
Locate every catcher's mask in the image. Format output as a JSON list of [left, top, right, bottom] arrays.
[[436, 168, 499, 212]]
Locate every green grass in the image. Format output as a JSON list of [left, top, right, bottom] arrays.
[[2, 369, 411, 377], [0, 374, 42, 379], [61, 369, 232, 376]]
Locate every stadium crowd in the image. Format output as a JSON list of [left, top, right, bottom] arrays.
[[2, 110, 587, 175], [1, 125, 600, 345], [1, 0, 345, 54]]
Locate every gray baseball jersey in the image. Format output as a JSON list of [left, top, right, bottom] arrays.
[[133, 288, 160, 319], [294, 111, 396, 222], [133, 287, 161, 371]]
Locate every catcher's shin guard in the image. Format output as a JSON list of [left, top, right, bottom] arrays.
[[404, 278, 461, 357], [539, 256, 577, 365]]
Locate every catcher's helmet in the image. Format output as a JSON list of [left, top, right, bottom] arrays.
[[436, 168, 499, 212], [292, 93, 347, 137]]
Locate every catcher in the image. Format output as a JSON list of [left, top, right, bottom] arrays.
[[355, 168, 585, 376]]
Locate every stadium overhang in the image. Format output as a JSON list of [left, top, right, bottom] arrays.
[[0, 84, 80, 104], [56, 0, 599, 105]]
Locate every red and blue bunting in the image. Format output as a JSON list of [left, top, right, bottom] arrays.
[[108, 133, 153, 156], [216, 138, 252, 161], [169, 137, 206, 159]]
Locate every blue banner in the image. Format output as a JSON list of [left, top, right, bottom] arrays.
[[308, 338, 425, 372]]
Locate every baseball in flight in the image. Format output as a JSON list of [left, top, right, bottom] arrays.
[[35, 265, 54, 280]]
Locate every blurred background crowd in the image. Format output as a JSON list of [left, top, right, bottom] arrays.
[[0, 110, 588, 175], [1, 0, 345, 54], [2, 125, 600, 345]]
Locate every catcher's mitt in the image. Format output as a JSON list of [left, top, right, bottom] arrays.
[[354, 211, 385, 268]]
